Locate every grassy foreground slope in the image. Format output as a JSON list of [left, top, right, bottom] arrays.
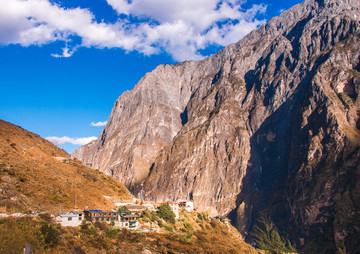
[[0, 119, 132, 213], [0, 213, 259, 254]]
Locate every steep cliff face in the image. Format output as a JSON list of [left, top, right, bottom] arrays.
[[73, 58, 231, 190], [73, 0, 360, 252]]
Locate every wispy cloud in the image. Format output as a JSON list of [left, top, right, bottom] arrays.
[[51, 46, 77, 58], [0, 0, 266, 61], [90, 121, 107, 127], [46, 136, 97, 146]]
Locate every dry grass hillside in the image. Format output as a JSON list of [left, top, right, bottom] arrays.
[[0, 120, 132, 214], [0, 212, 260, 254]]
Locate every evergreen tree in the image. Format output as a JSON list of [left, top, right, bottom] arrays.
[[252, 214, 296, 254], [157, 203, 176, 224]]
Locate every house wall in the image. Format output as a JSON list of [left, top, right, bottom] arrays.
[[56, 216, 81, 227]]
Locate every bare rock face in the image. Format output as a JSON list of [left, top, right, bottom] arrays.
[[73, 0, 360, 252]]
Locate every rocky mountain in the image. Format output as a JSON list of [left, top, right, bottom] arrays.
[[73, 0, 360, 252], [0, 120, 132, 213]]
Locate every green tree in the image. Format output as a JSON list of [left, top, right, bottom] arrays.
[[252, 214, 296, 254], [157, 203, 175, 224]]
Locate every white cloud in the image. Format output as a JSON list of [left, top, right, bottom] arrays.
[[90, 121, 107, 127], [46, 136, 97, 146], [0, 0, 267, 61], [51, 46, 77, 58]]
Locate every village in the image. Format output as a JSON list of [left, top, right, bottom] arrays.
[[53, 199, 196, 230]]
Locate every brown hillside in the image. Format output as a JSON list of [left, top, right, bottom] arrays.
[[0, 119, 132, 214]]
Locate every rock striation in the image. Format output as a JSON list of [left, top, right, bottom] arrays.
[[73, 0, 360, 252]]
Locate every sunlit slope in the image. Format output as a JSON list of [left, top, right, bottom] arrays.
[[0, 119, 132, 213]]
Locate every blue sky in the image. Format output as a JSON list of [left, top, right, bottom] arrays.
[[0, 0, 302, 154]]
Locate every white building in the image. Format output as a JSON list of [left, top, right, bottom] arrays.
[[56, 214, 82, 227], [179, 201, 194, 212], [118, 214, 140, 229], [71, 210, 84, 221], [167, 202, 179, 219]]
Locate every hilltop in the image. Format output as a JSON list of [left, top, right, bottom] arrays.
[[0, 119, 132, 214]]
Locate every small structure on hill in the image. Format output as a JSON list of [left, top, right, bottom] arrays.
[[23, 244, 33, 254], [84, 209, 118, 223], [56, 214, 82, 227], [119, 214, 140, 229], [126, 204, 146, 213], [71, 210, 84, 221], [179, 201, 194, 212]]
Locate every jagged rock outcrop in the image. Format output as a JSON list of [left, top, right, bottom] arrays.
[[73, 0, 360, 252]]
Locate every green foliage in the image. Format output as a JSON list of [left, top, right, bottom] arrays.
[[183, 222, 194, 232], [252, 214, 296, 254], [142, 208, 152, 219], [337, 240, 347, 254], [163, 223, 174, 232], [105, 228, 120, 238], [40, 223, 59, 248], [118, 206, 131, 215], [157, 203, 176, 224], [157, 219, 163, 228], [197, 212, 208, 221], [80, 223, 98, 235], [0, 216, 62, 253]]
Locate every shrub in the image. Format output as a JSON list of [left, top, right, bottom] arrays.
[[105, 228, 120, 238], [80, 223, 97, 235], [163, 223, 174, 232], [40, 223, 59, 248], [183, 222, 194, 233]]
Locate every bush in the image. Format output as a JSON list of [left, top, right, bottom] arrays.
[[40, 223, 59, 248], [197, 212, 207, 221], [163, 223, 174, 232], [183, 222, 194, 233], [105, 228, 120, 238], [80, 223, 97, 235], [157, 204, 175, 224]]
